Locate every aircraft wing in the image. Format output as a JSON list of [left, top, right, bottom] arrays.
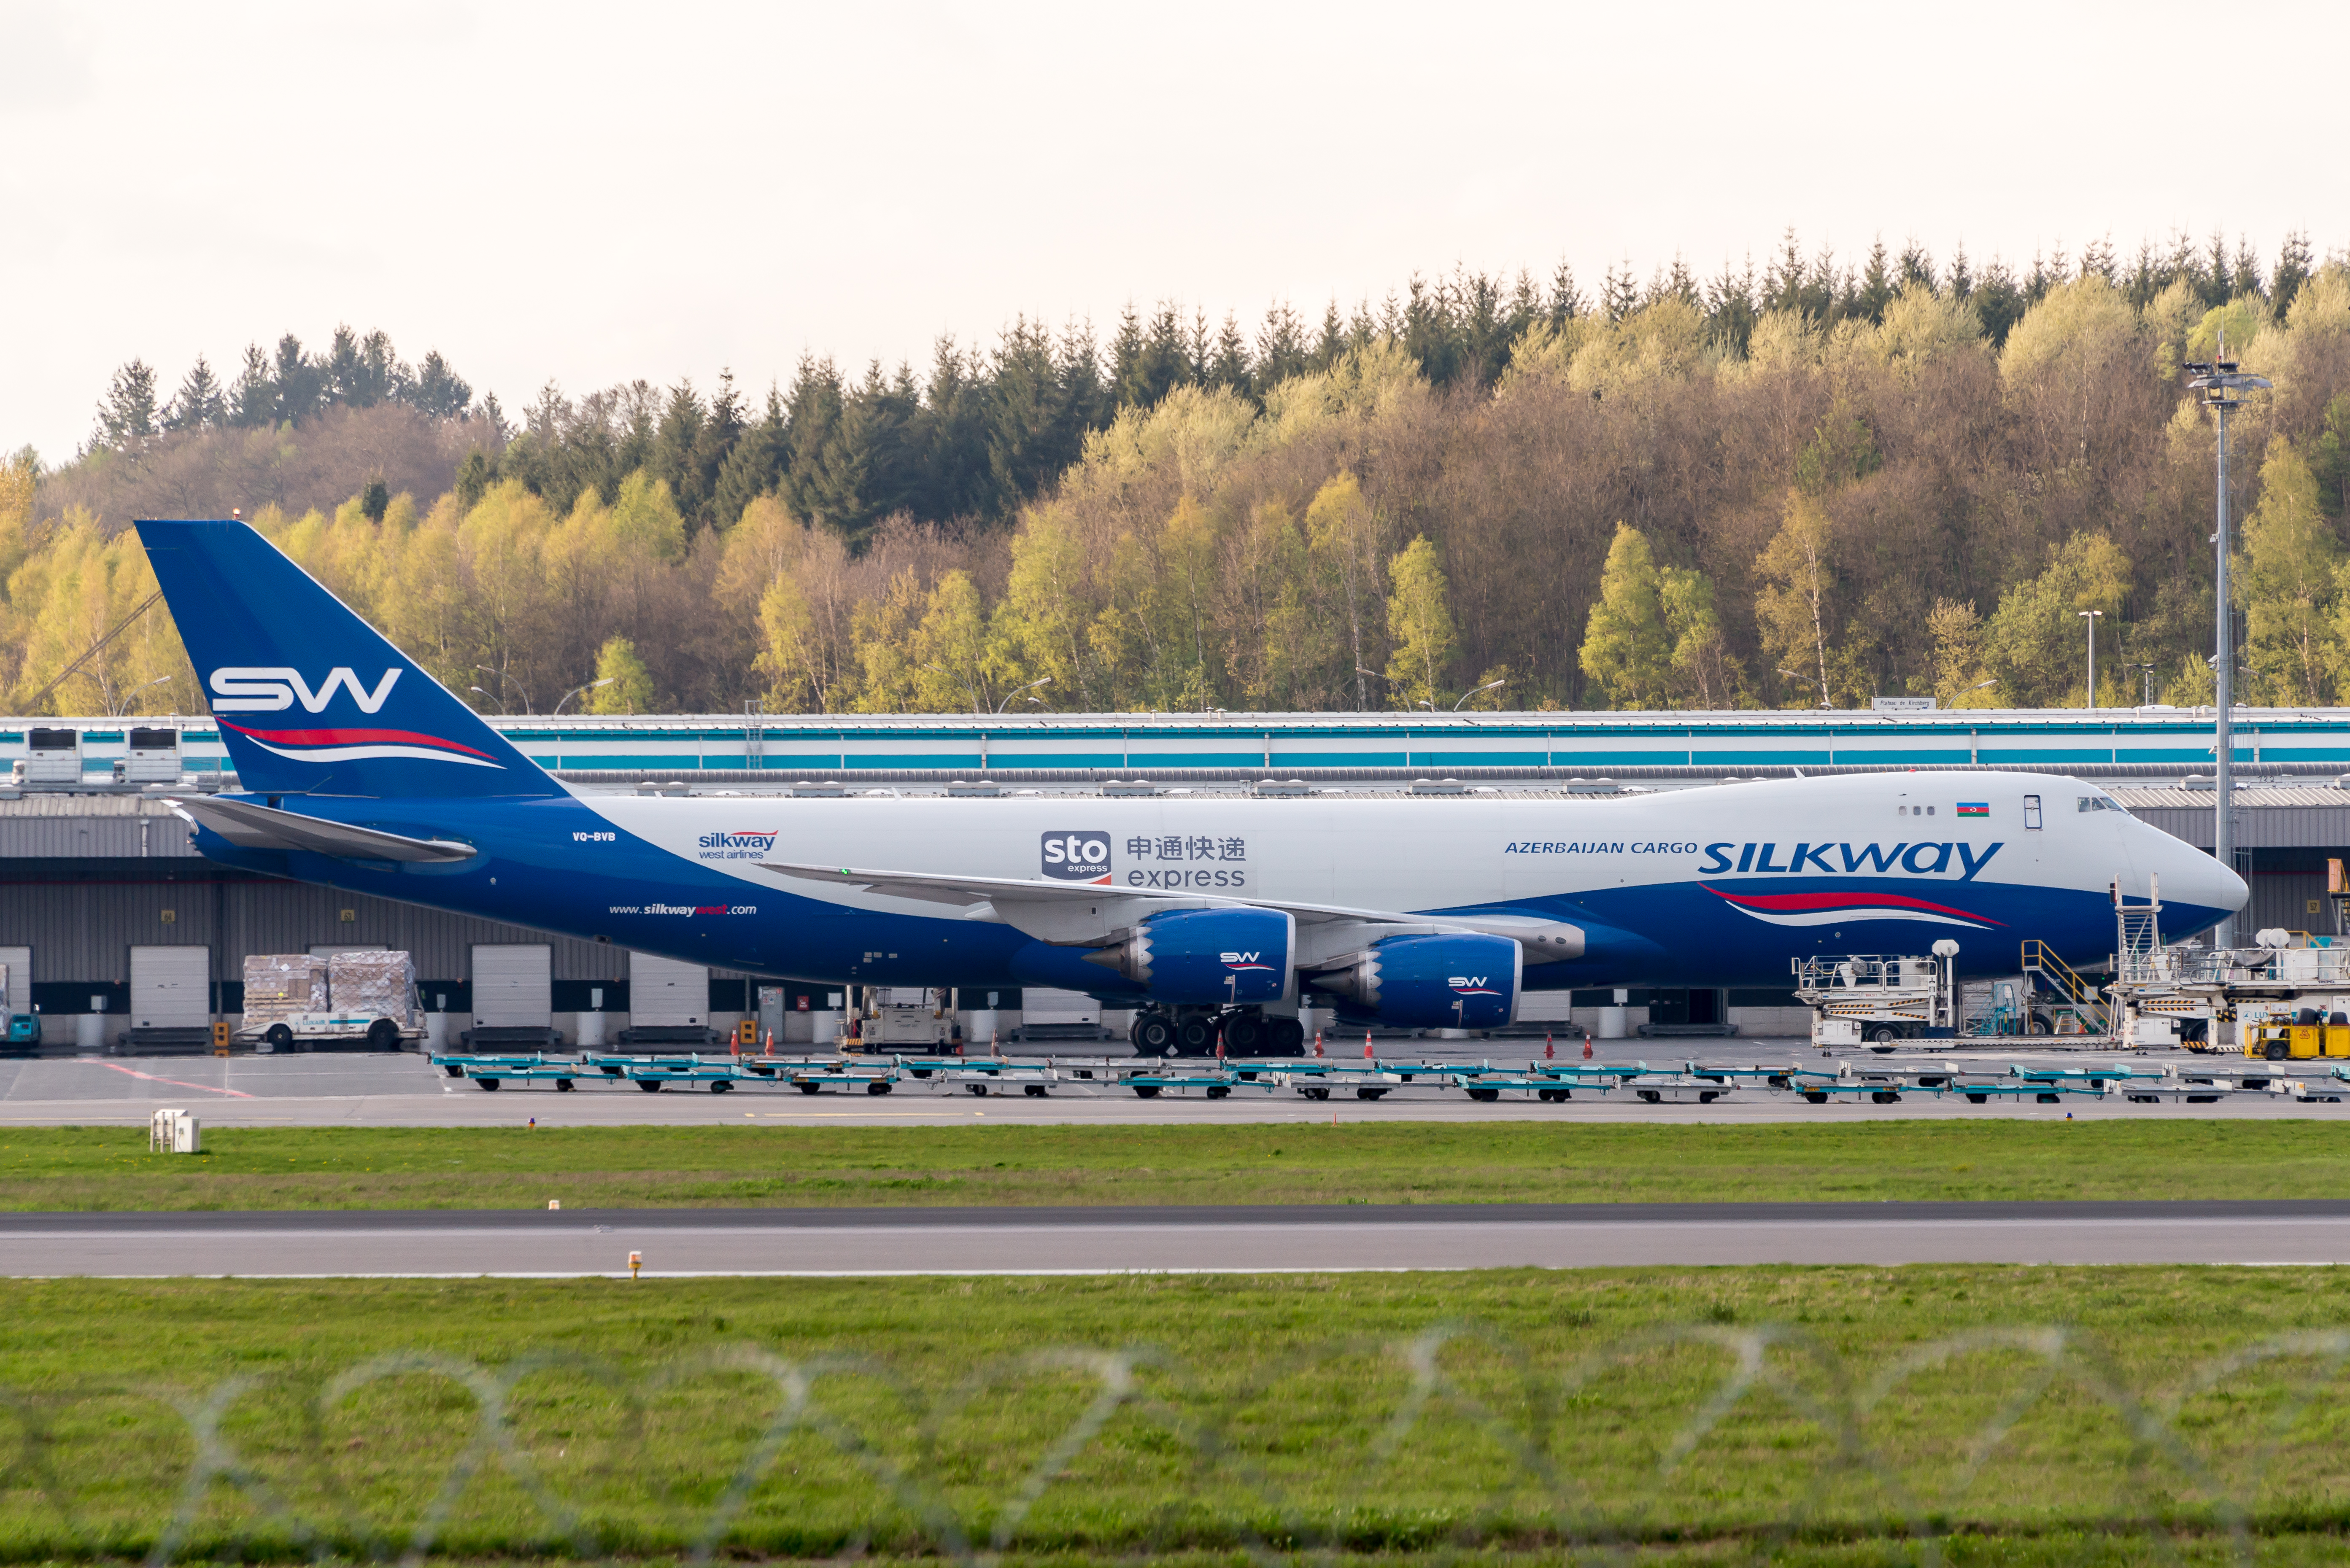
[[164, 795, 479, 862], [759, 860, 1586, 957]]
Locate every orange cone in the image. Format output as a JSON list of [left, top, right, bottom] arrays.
[[1545, 1034, 1555, 1060], [1313, 1029, 1324, 1059], [1582, 1037, 1593, 1060], [1363, 1031, 1373, 1061]]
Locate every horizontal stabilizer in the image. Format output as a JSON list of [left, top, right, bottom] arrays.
[[165, 795, 478, 862]]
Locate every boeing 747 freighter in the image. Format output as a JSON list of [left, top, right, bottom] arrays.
[[136, 519, 2245, 1054]]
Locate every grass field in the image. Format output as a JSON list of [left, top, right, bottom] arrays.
[[3, 1119, 2348, 1211], [5, 1268, 2350, 1563]]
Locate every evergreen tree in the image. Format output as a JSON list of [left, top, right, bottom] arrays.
[[711, 385, 789, 530], [229, 344, 276, 427], [162, 356, 227, 431], [407, 350, 473, 419], [1255, 304, 1309, 387], [648, 381, 709, 524], [92, 359, 159, 449], [273, 334, 326, 423]]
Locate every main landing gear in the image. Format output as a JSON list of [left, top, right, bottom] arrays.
[[1129, 1008, 1307, 1058]]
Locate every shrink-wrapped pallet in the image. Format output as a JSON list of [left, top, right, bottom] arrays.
[[243, 954, 325, 1023], [329, 949, 419, 1026]]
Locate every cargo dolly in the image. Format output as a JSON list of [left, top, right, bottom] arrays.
[[461, 1063, 583, 1091], [788, 1065, 899, 1095]]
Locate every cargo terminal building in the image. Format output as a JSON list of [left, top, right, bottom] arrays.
[[0, 709, 2337, 1052]]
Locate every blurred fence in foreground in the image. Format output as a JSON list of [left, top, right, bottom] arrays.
[[4, 1323, 2349, 1564]]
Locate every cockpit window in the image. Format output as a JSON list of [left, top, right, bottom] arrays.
[[2076, 796, 2121, 812]]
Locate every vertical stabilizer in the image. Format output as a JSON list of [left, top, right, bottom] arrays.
[[136, 519, 564, 798]]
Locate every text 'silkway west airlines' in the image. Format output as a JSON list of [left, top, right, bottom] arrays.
[[135, 519, 2246, 1053]]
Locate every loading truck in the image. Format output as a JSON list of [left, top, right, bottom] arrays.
[[235, 950, 423, 1051]]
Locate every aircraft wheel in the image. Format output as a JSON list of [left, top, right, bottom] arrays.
[[1176, 1016, 1218, 1055], [1268, 1016, 1305, 1056], [1220, 1012, 1270, 1055], [1133, 1014, 1177, 1055]]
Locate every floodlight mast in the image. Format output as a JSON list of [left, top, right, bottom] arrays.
[[2184, 346, 2272, 951]]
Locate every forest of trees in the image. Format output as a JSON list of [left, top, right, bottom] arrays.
[[5, 228, 2347, 719]]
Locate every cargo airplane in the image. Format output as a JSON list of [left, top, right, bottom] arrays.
[[137, 519, 2245, 1054]]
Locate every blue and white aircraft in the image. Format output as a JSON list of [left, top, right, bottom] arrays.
[[138, 519, 2245, 1054]]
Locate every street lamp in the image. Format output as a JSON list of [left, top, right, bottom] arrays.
[[1453, 678, 1506, 711], [1776, 668, 1833, 710], [108, 674, 173, 716], [2185, 343, 2272, 950], [2078, 610, 2102, 709], [2132, 662, 2158, 707], [467, 684, 504, 715], [554, 677, 614, 715], [996, 676, 1051, 714]]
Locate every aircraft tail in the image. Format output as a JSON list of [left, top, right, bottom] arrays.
[[136, 519, 564, 799]]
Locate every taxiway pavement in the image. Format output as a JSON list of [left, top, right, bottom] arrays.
[[6, 1200, 2348, 1275]]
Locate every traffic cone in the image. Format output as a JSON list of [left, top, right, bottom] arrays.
[[1545, 1034, 1555, 1060], [1363, 1031, 1374, 1061], [1215, 1032, 1225, 1061], [764, 1029, 774, 1055], [1313, 1029, 1324, 1059], [1582, 1037, 1593, 1060]]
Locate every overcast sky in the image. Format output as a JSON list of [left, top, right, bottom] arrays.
[[4, 0, 2344, 464]]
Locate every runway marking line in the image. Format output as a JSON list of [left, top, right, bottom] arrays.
[[96, 1063, 254, 1099]]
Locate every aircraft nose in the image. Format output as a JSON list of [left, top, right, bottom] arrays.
[[2141, 822, 2247, 919]]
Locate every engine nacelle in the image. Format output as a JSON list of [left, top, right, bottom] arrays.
[[1309, 932, 1521, 1029], [1082, 907, 1293, 1005]]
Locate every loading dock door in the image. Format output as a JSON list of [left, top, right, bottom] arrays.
[[628, 953, 708, 1027], [130, 946, 211, 1029], [470, 944, 552, 1027], [0, 946, 29, 1014]]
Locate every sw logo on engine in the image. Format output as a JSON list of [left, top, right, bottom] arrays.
[[1040, 831, 1113, 884]]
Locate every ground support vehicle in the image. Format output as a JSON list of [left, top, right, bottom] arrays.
[[789, 1065, 899, 1095], [935, 1065, 1056, 1096], [431, 1051, 570, 1078], [246, 1012, 421, 1053], [626, 1061, 747, 1093], [1793, 945, 1961, 1046], [734, 1053, 854, 1078], [463, 1064, 582, 1091], [1120, 1068, 1279, 1099], [860, 987, 958, 1049], [2242, 1014, 2350, 1061]]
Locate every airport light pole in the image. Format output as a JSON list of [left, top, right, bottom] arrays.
[[553, 677, 613, 715], [1776, 668, 1832, 710], [995, 676, 1051, 713], [467, 684, 504, 715], [1452, 678, 1506, 711], [2185, 348, 2272, 951], [2078, 610, 2101, 709]]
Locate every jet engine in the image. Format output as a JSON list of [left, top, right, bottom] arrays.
[[1307, 932, 1521, 1029], [1082, 907, 1294, 1005]]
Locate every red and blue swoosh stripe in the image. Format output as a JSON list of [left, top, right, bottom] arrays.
[[220, 720, 504, 770], [1702, 885, 2002, 930]]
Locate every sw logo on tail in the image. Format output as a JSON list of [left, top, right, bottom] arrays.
[[208, 667, 402, 714]]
